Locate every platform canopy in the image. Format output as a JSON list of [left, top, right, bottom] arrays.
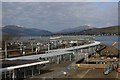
[[6, 51, 73, 60], [46, 41, 100, 52], [1, 60, 49, 72], [6, 41, 100, 60]]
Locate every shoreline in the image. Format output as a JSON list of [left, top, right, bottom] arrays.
[[98, 43, 119, 57], [95, 35, 119, 50]]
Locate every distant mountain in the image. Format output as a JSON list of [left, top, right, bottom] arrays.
[[2, 25, 53, 37], [58, 25, 94, 33], [55, 25, 119, 35], [79, 25, 120, 35]]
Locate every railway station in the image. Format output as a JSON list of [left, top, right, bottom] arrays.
[[1, 39, 101, 80], [1, 60, 49, 80]]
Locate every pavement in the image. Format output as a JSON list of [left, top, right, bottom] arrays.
[[25, 60, 120, 80]]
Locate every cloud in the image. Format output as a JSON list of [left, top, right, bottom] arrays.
[[2, 0, 120, 2], [2, 2, 118, 32], [0, 2, 2, 27]]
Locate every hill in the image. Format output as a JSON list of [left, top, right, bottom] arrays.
[[55, 25, 120, 35], [58, 25, 94, 33], [79, 26, 120, 35], [2, 25, 53, 37]]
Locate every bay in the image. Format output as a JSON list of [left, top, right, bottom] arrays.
[[95, 36, 119, 50]]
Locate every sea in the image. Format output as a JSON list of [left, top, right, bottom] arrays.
[[95, 36, 119, 50]]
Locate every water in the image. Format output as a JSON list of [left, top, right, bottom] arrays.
[[95, 36, 119, 50]]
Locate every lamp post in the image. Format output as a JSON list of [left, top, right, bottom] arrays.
[[47, 43, 50, 53], [23, 46, 26, 56], [20, 42, 23, 54], [36, 42, 41, 54], [35, 48, 38, 54], [5, 41, 7, 59], [31, 42, 33, 53]]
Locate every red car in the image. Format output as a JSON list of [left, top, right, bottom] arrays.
[[116, 67, 120, 73]]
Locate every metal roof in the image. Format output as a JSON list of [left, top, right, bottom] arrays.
[[1, 60, 42, 68], [46, 41, 100, 52], [6, 41, 100, 60], [6, 51, 73, 60], [1, 60, 49, 72]]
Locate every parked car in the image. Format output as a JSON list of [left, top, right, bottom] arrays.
[[104, 65, 114, 75], [116, 63, 120, 73], [116, 67, 120, 73]]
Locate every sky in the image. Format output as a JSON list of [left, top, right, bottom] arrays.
[[2, 1, 118, 32], [2, 0, 120, 2]]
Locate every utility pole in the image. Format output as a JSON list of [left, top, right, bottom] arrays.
[[35, 47, 38, 54], [47, 43, 50, 53], [31, 42, 33, 53], [5, 41, 7, 59], [20, 42, 23, 53]]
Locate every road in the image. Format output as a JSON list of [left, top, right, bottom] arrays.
[[26, 60, 120, 80]]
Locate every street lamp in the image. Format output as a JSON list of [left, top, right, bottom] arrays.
[[5, 41, 7, 59], [47, 43, 50, 53], [31, 42, 33, 53], [35, 48, 38, 54], [36, 42, 41, 53], [20, 42, 23, 53], [23, 51, 25, 56], [22, 46, 26, 56]]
